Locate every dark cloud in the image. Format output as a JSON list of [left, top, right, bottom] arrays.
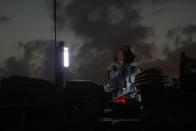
[[167, 24, 196, 39], [142, 26, 196, 80], [4, 56, 29, 77], [0, 40, 55, 81], [182, 24, 196, 35], [166, 26, 181, 39], [45, 0, 157, 83], [166, 25, 196, 47], [152, 8, 165, 16], [166, 29, 176, 39], [140, 47, 181, 80], [45, 0, 193, 83], [0, 15, 11, 23], [0, 40, 80, 82], [151, 0, 172, 4]]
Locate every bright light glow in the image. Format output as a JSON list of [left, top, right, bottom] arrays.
[[64, 47, 69, 67]]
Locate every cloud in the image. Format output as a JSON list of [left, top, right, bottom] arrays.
[[166, 26, 182, 41], [150, 0, 172, 4], [4, 56, 30, 77], [45, 0, 194, 83], [182, 24, 196, 35], [0, 15, 11, 23], [0, 40, 55, 81], [0, 39, 80, 82], [141, 25, 196, 80], [45, 0, 157, 83], [166, 29, 177, 39], [1, 0, 192, 85], [166, 24, 196, 39], [152, 8, 165, 16]]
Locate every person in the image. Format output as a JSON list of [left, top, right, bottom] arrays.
[[104, 45, 142, 103]]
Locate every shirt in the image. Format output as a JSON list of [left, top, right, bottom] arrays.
[[104, 64, 142, 103]]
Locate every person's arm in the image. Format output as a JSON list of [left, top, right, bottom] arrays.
[[104, 69, 110, 85], [104, 64, 116, 92], [104, 64, 115, 84]]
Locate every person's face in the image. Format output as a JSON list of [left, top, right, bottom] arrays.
[[117, 51, 126, 66]]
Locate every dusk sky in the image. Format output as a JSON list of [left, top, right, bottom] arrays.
[[0, 0, 196, 84]]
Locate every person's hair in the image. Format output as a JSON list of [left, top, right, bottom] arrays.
[[113, 45, 135, 64]]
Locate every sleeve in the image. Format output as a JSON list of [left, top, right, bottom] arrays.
[[104, 64, 115, 92], [104, 64, 115, 84], [135, 66, 142, 75], [135, 67, 142, 103]]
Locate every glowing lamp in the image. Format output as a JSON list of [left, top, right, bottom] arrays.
[[63, 47, 69, 67]]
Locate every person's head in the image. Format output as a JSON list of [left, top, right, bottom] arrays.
[[113, 45, 135, 66]]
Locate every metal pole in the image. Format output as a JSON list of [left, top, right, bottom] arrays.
[[54, 0, 57, 84]]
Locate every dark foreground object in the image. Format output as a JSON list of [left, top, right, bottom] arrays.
[[0, 76, 196, 130]]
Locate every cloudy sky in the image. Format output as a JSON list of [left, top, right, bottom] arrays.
[[0, 0, 196, 84]]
